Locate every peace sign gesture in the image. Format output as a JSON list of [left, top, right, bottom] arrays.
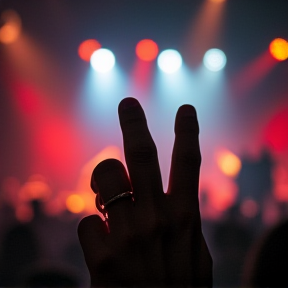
[[78, 97, 212, 287]]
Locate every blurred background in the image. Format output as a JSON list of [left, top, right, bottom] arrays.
[[0, 0, 288, 286]]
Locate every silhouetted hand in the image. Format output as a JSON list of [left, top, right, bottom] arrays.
[[78, 97, 212, 287]]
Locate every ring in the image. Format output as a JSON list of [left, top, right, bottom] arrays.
[[102, 191, 134, 209], [96, 191, 134, 221]]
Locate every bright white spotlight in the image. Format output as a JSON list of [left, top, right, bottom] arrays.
[[90, 48, 115, 73], [157, 49, 182, 74], [203, 48, 227, 72]]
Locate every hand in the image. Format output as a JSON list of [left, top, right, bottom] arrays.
[[78, 97, 212, 287]]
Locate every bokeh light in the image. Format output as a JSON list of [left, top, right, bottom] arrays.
[[157, 49, 182, 74], [90, 48, 115, 73], [66, 194, 85, 213], [19, 174, 51, 201], [269, 38, 288, 61], [203, 48, 227, 71], [0, 9, 21, 44], [136, 39, 159, 61], [240, 198, 259, 218], [78, 39, 101, 62], [216, 149, 242, 177]]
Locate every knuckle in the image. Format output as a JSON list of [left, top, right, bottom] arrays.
[[173, 208, 201, 230], [136, 209, 166, 237], [128, 142, 158, 165], [178, 150, 201, 169], [121, 115, 146, 133]]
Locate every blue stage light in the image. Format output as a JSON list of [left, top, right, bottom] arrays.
[[157, 49, 182, 74], [90, 48, 115, 73], [203, 48, 227, 72]]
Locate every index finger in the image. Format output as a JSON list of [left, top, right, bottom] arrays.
[[118, 97, 164, 209]]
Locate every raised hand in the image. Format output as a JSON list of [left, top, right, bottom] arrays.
[[78, 97, 212, 287]]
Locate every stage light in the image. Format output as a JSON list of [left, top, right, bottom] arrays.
[[90, 48, 115, 73], [0, 10, 21, 44], [269, 38, 288, 61], [157, 49, 182, 74], [203, 48, 227, 71], [78, 39, 101, 62], [66, 194, 85, 213], [216, 149, 241, 177], [136, 39, 159, 61]]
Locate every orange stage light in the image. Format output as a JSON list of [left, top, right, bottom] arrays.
[[0, 10, 22, 44], [269, 38, 288, 61], [136, 39, 159, 61], [78, 39, 101, 62], [216, 149, 242, 177], [66, 194, 85, 213]]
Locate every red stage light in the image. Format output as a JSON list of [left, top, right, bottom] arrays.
[[269, 38, 288, 61], [78, 39, 101, 62], [136, 39, 159, 61]]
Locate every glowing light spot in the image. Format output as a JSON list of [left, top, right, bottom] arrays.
[[78, 39, 101, 62], [216, 149, 241, 177], [269, 38, 288, 61], [157, 49, 182, 74], [240, 198, 259, 218], [136, 39, 159, 61], [203, 48, 227, 71], [90, 48, 115, 73], [66, 194, 85, 213], [0, 10, 22, 44], [19, 175, 51, 201]]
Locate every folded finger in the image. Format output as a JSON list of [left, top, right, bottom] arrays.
[[91, 159, 134, 235], [78, 215, 109, 271]]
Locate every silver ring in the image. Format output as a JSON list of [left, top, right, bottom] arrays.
[[101, 191, 134, 210]]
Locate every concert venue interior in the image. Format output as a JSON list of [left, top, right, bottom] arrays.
[[0, 0, 288, 286]]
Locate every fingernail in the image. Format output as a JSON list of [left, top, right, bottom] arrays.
[[119, 97, 139, 112]]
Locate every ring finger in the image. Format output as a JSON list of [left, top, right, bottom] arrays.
[[91, 158, 135, 235]]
